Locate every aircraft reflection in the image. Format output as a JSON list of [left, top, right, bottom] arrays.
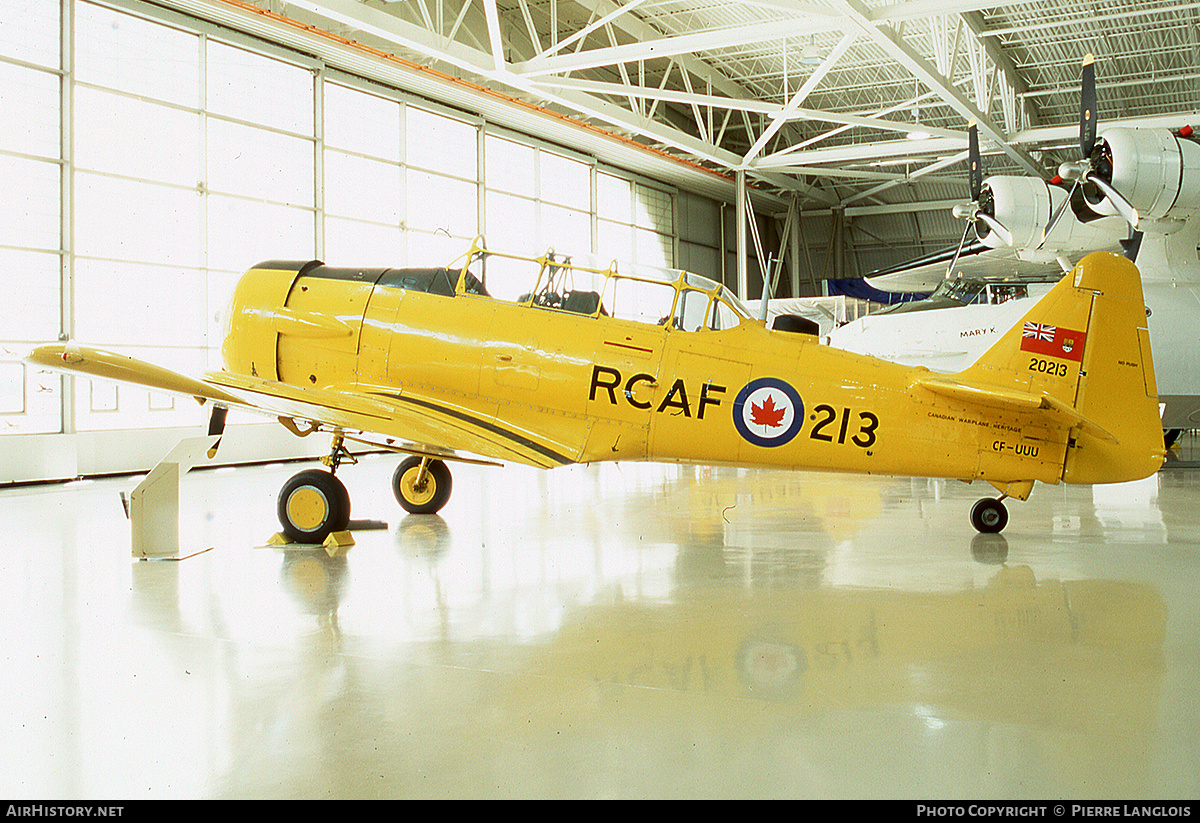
[[971, 533, 1008, 564], [279, 547, 348, 637], [117, 463, 1175, 798], [394, 514, 452, 560], [484, 562, 1166, 796]]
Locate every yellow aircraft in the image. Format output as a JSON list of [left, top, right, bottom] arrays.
[[27, 238, 1163, 540]]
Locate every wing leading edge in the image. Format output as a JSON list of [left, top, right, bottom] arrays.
[[25, 343, 577, 470]]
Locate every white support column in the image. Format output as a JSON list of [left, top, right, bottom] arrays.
[[789, 197, 802, 298], [735, 169, 748, 300]]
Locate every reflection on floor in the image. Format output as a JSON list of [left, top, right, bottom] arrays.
[[1, 447, 1198, 799]]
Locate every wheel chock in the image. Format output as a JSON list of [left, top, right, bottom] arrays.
[[322, 530, 354, 557], [263, 531, 354, 554]]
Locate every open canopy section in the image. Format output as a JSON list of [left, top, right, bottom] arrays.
[[450, 237, 753, 332]]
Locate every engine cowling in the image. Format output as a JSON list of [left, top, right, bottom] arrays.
[[975, 176, 1122, 251], [1081, 128, 1200, 223], [974, 177, 1056, 249], [221, 260, 312, 382]]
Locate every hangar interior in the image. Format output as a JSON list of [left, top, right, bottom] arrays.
[[1, 0, 1199, 799]]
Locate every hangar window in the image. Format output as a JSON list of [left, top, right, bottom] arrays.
[[407, 106, 478, 182], [485, 136, 535, 196], [322, 82, 404, 264], [541, 151, 590, 212], [206, 40, 312, 135], [325, 82, 402, 163], [483, 136, 593, 256], [0, 363, 25, 414], [0, 61, 58, 159], [0, 6, 61, 435], [0, 2, 58, 69]]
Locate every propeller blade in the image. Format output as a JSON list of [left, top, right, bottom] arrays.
[[1080, 53, 1098, 159], [1086, 172, 1140, 228], [968, 121, 982, 203], [945, 220, 973, 279], [1038, 187, 1075, 249], [975, 212, 1014, 248], [206, 405, 228, 459]]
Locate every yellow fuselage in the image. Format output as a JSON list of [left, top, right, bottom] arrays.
[[221, 258, 1088, 489]]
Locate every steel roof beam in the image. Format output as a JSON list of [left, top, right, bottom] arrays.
[[510, 17, 828, 77], [823, 0, 1043, 177]]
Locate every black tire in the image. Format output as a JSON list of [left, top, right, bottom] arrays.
[[970, 497, 1009, 534], [277, 469, 351, 544], [392, 457, 453, 514]]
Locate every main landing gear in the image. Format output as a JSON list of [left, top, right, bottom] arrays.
[[275, 435, 455, 544], [392, 455, 453, 515]]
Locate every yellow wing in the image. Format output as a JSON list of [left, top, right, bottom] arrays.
[[26, 344, 576, 469]]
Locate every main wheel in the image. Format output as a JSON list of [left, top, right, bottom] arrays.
[[277, 469, 351, 544], [970, 497, 1009, 534], [392, 457, 452, 514]]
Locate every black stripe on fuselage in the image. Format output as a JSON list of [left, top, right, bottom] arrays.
[[371, 391, 575, 467], [298, 265, 392, 284]]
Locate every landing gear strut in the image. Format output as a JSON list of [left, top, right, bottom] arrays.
[[275, 436, 456, 543], [970, 497, 1009, 534]]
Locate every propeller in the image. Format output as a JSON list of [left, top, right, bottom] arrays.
[[1052, 54, 1140, 231], [948, 122, 1014, 275]]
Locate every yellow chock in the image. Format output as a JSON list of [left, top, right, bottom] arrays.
[[267, 532, 291, 546], [323, 530, 355, 557]]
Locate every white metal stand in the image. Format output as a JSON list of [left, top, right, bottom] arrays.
[[129, 435, 221, 560]]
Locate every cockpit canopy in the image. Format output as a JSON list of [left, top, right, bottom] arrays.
[[450, 237, 753, 332], [875, 277, 1032, 315]]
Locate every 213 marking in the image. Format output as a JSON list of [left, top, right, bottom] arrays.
[[810, 404, 879, 448]]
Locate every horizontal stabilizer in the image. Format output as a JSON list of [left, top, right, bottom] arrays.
[[912, 374, 1119, 444]]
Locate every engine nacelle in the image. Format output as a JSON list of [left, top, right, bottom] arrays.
[[1085, 128, 1200, 222], [975, 177, 1056, 248], [976, 176, 1122, 251]]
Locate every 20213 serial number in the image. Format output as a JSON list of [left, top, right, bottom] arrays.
[[1029, 357, 1069, 377]]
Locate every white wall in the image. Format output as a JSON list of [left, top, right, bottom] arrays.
[[0, 421, 326, 484]]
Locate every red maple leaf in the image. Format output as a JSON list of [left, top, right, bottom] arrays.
[[750, 394, 787, 428]]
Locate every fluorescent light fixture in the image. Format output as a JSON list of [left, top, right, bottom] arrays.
[[799, 37, 824, 66]]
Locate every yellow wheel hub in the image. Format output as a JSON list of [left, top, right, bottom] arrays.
[[399, 467, 437, 507], [287, 486, 329, 531]]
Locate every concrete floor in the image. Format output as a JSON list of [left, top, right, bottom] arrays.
[[1, 444, 1198, 799]]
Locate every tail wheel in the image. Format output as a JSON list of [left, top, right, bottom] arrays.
[[970, 497, 1009, 534], [278, 469, 351, 544], [393, 457, 453, 514]]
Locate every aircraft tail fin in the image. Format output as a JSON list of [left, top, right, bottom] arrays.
[[955, 251, 1164, 484]]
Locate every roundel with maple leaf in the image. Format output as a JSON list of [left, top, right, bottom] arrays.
[[732, 377, 805, 448]]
